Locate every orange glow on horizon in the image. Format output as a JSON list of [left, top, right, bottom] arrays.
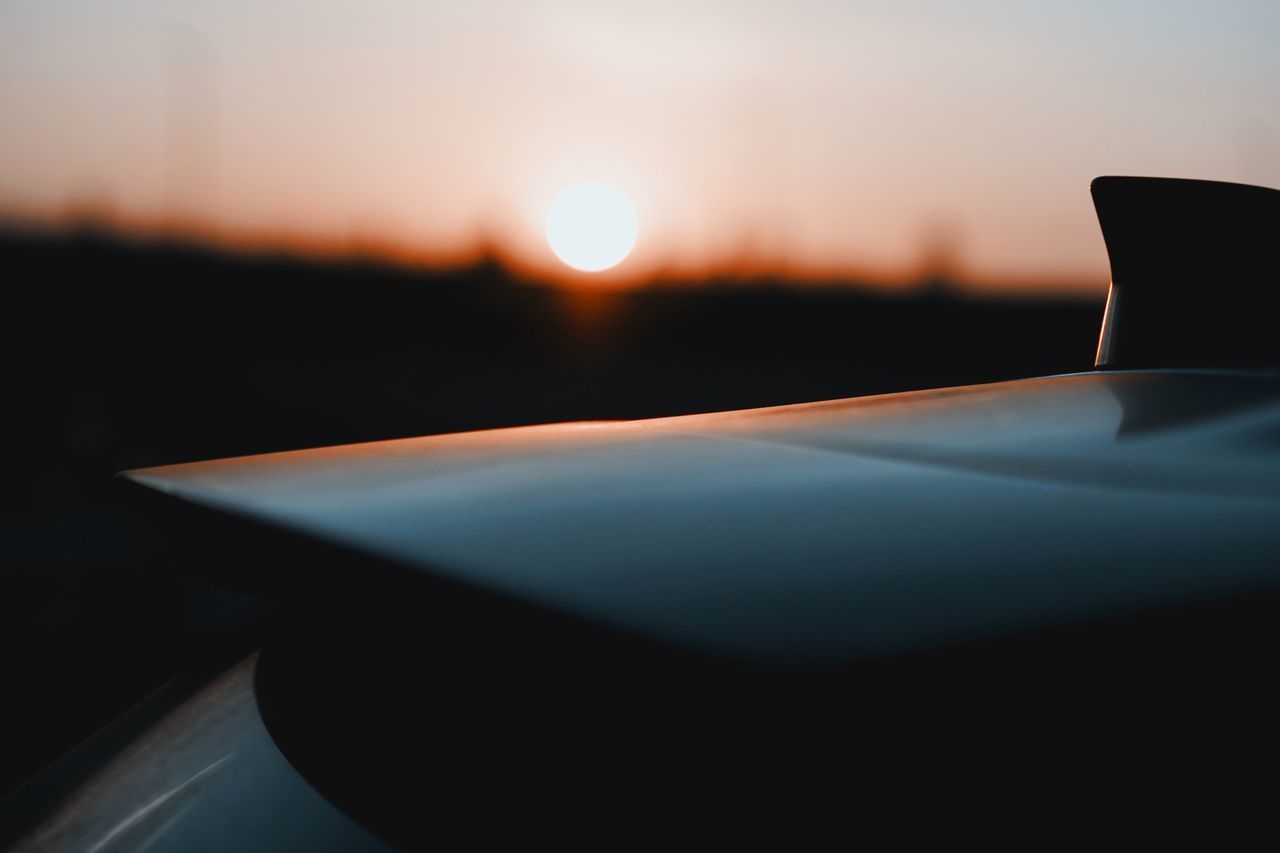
[[0, 199, 1111, 297]]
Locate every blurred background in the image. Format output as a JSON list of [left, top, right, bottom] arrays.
[[2, 0, 1278, 795]]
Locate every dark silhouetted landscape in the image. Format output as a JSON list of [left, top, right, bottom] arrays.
[[1, 224, 1103, 793]]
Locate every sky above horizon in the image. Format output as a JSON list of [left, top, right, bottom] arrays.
[[2, 0, 1278, 290]]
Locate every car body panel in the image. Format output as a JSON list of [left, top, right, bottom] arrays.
[[125, 369, 1280, 665], [8, 655, 389, 853]]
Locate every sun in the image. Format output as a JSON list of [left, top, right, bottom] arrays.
[[546, 184, 637, 272]]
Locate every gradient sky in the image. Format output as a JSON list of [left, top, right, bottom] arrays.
[[2, 0, 1278, 289]]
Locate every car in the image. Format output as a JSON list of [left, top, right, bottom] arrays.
[[4, 176, 1279, 848]]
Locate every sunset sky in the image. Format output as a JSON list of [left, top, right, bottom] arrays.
[[2, 0, 1278, 290]]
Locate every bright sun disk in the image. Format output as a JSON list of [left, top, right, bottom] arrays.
[[546, 184, 637, 272]]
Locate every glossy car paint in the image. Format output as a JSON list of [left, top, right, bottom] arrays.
[[125, 369, 1280, 665], [8, 656, 389, 852]]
